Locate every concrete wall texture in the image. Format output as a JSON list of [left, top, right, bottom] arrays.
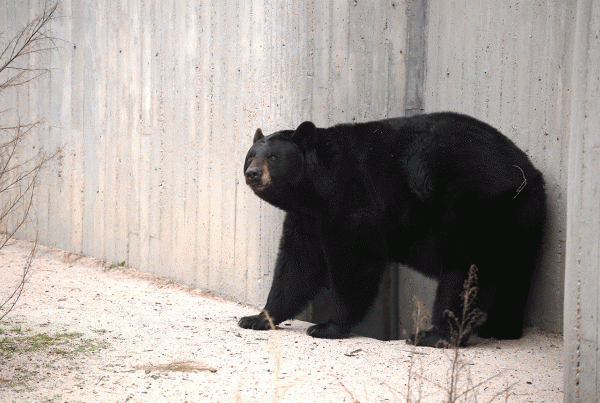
[[563, 0, 600, 400], [424, 0, 570, 333], [2, 0, 599, 398]]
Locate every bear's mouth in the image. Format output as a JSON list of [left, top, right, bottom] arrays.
[[246, 171, 272, 193], [248, 183, 269, 193]]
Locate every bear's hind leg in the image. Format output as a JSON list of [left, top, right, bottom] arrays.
[[307, 258, 388, 339], [408, 268, 466, 347], [477, 272, 531, 339]]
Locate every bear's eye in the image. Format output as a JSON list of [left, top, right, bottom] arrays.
[[267, 153, 277, 161]]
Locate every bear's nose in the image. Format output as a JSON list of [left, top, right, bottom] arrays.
[[245, 167, 261, 183]]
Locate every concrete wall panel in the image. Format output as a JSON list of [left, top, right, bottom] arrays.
[[424, 0, 571, 333], [564, 0, 600, 400]]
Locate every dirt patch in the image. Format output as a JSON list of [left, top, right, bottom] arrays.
[[0, 239, 563, 402]]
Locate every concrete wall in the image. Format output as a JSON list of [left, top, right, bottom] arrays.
[[564, 0, 600, 400], [423, 0, 572, 333]]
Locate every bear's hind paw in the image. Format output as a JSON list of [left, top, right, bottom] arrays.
[[407, 327, 452, 348], [307, 323, 350, 339]]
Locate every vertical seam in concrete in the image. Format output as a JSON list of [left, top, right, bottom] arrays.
[[308, 0, 316, 119], [565, 0, 593, 400], [394, 0, 428, 339], [204, 1, 216, 289], [326, 3, 333, 125], [575, 254, 581, 399], [404, 0, 428, 116], [231, 0, 239, 290], [244, 0, 253, 299]]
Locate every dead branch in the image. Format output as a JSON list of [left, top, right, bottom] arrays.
[[0, 2, 62, 322], [0, 239, 37, 321], [0, 2, 59, 96]]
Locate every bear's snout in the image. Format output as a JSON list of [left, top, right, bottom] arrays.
[[245, 165, 271, 189], [245, 163, 272, 192], [245, 167, 261, 183]]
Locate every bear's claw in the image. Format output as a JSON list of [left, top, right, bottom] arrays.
[[238, 314, 275, 330]]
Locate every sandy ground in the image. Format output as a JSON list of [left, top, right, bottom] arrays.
[[0, 239, 563, 403]]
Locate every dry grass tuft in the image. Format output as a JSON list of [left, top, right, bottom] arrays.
[[437, 264, 485, 349], [135, 359, 216, 373]]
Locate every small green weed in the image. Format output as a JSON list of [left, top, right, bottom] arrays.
[[1, 336, 17, 353], [0, 326, 106, 358], [109, 260, 127, 269], [0, 322, 109, 391]]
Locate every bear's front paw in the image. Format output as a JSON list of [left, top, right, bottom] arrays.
[[238, 313, 276, 331], [307, 323, 350, 339], [407, 327, 451, 347]]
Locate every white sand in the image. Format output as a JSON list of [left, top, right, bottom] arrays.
[[0, 239, 563, 402]]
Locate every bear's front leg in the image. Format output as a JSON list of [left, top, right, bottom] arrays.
[[238, 213, 327, 332]]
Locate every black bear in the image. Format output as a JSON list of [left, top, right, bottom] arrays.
[[238, 112, 546, 346]]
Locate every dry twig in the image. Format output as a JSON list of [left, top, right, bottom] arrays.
[[0, 3, 59, 95], [0, 2, 61, 321]]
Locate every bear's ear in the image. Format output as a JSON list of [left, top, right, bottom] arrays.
[[292, 121, 316, 146], [253, 128, 264, 143]]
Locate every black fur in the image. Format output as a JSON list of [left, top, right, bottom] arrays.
[[239, 112, 546, 346]]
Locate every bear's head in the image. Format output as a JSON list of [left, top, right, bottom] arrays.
[[244, 121, 317, 209]]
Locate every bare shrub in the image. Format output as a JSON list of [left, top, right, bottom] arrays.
[[0, 2, 61, 321], [435, 265, 514, 403], [439, 264, 486, 349], [0, 3, 59, 96], [404, 296, 429, 403]]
